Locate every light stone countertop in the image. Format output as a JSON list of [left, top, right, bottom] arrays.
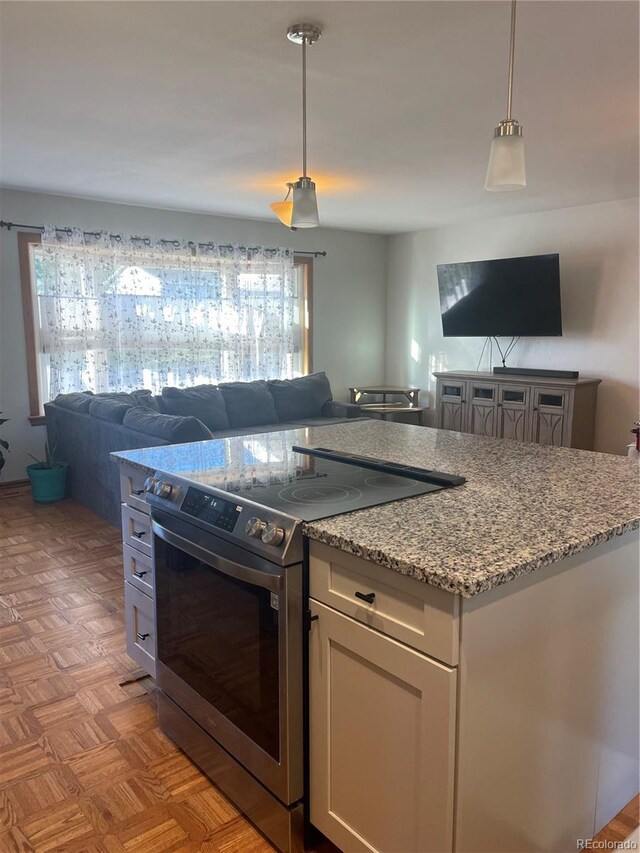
[[113, 420, 639, 596]]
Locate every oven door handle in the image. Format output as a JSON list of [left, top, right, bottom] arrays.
[[150, 518, 282, 593]]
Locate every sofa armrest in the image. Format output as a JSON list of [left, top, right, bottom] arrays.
[[321, 400, 363, 419]]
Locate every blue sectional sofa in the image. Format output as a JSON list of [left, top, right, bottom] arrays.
[[44, 372, 363, 526]]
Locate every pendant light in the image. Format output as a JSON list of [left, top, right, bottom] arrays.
[[485, 0, 526, 192], [269, 183, 297, 230], [287, 23, 321, 227]]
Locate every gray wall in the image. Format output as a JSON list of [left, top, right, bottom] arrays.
[[0, 188, 387, 481], [384, 198, 640, 455]]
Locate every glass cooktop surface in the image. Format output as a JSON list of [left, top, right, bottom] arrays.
[[181, 452, 443, 521]]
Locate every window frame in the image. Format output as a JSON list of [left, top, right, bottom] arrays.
[[18, 231, 313, 424]]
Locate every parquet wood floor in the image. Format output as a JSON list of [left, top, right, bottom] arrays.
[[0, 488, 637, 852], [0, 490, 279, 853]]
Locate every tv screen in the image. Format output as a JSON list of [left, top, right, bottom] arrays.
[[437, 253, 562, 337]]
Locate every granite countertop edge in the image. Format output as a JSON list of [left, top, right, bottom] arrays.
[[112, 423, 640, 599], [301, 516, 640, 598]]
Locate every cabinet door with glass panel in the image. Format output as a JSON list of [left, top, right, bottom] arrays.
[[530, 387, 570, 447], [437, 381, 468, 432], [496, 384, 530, 442], [467, 383, 498, 437]]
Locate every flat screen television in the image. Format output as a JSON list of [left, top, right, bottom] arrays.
[[437, 253, 562, 337]]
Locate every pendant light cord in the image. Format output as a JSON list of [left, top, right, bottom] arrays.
[[506, 0, 517, 121], [302, 36, 307, 177]]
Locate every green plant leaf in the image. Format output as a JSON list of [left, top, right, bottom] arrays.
[[0, 439, 9, 450], [0, 418, 8, 426]]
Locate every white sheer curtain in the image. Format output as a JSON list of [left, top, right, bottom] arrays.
[[35, 226, 298, 398]]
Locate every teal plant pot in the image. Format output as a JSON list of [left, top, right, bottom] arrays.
[[26, 462, 69, 503]]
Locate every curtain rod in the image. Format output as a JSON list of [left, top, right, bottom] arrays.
[[0, 221, 327, 258]]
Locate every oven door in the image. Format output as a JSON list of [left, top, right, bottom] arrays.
[[151, 509, 303, 806]]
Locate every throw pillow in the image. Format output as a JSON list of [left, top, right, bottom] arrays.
[[268, 372, 333, 421], [161, 385, 230, 431], [218, 381, 279, 428], [88, 398, 133, 423], [52, 391, 95, 412], [123, 407, 213, 443], [94, 390, 159, 411]]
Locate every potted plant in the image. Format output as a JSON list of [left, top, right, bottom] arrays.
[[27, 442, 69, 503], [0, 413, 8, 476]]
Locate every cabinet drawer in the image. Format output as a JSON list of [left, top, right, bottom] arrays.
[[124, 581, 156, 678], [309, 541, 459, 665], [119, 465, 150, 513], [123, 544, 154, 597], [121, 505, 152, 557]]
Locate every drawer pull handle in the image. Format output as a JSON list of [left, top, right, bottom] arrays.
[[131, 530, 146, 539], [132, 569, 147, 578], [136, 632, 150, 641], [355, 591, 376, 604], [131, 488, 145, 496]]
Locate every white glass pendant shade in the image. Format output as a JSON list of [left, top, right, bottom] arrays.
[[269, 200, 294, 228], [485, 133, 526, 192], [291, 178, 319, 228]]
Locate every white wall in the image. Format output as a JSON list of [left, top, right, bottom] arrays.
[[0, 188, 387, 481], [384, 198, 639, 455]]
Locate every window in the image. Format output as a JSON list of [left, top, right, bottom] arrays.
[[19, 233, 312, 424]]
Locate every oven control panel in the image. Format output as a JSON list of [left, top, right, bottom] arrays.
[[180, 488, 241, 533]]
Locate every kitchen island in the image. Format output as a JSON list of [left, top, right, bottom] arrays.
[[113, 419, 639, 853]]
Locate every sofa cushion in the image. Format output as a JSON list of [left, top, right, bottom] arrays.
[[219, 381, 279, 428], [162, 385, 230, 431], [268, 372, 333, 421], [52, 391, 94, 412], [123, 407, 213, 443], [88, 398, 133, 423], [95, 390, 159, 411]]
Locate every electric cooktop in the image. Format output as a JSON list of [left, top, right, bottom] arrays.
[[177, 446, 465, 522]]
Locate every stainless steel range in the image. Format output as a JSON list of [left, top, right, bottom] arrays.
[[145, 442, 464, 853]]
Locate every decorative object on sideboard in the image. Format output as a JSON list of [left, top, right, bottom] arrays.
[[628, 422, 640, 459], [493, 366, 580, 379], [485, 0, 526, 192], [26, 442, 69, 503]]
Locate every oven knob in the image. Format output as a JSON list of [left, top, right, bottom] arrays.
[[154, 481, 173, 499], [245, 517, 266, 539], [262, 522, 285, 547], [144, 476, 158, 493]]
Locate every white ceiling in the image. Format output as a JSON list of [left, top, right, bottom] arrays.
[[0, 1, 638, 234]]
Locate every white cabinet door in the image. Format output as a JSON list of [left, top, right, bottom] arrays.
[[309, 599, 456, 853]]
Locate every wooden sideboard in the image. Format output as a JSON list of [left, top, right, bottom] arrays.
[[433, 371, 601, 449]]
